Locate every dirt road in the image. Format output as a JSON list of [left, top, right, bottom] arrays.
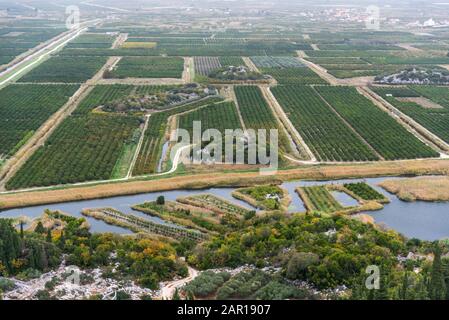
[[160, 266, 199, 300]]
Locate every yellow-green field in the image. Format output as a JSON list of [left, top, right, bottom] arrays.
[[121, 42, 157, 49]]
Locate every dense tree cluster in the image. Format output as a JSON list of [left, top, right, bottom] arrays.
[[0, 213, 187, 298], [187, 212, 449, 299]]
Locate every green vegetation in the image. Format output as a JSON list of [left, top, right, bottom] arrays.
[[219, 56, 245, 67], [183, 269, 312, 300], [18, 56, 107, 83], [7, 114, 140, 189], [261, 67, 326, 85], [234, 86, 278, 131], [233, 185, 285, 210], [271, 85, 378, 161], [178, 194, 250, 218], [0, 27, 64, 66], [251, 56, 304, 68], [133, 200, 226, 233], [66, 33, 116, 49], [178, 101, 242, 134], [0, 216, 187, 293], [109, 57, 184, 78], [6, 85, 143, 189], [344, 182, 388, 202], [61, 39, 308, 57], [298, 186, 343, 213], [315, 86, 439, 160], [374, 86, 449, 144], [132, 96, 223, 175], [0, 84, 79, 157], [82, 207, 207, 241], [189, 213, 400, 289]]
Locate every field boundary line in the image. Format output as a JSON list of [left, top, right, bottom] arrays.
[[359, 86, 449, 155], [228, 85, 247, 130], [0, 23, 96, 88], [182, 57, 194, 83], [297, 56, 339, 85], [111, 33, 128, 49], [0, 84, 94, 190], [242, 57, 260, 73], [127, 114, 151, 178], [261, 86, 317, 162], [0, 56, 121, 190]]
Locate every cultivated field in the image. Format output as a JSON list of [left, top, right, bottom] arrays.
[[110, 57, 184, 79], [0, 84, 79, 158], [315, 86, 439, 160], [373, 86, 449, 145], [17, 56, 108, 83], [271, 85, 379, 161]]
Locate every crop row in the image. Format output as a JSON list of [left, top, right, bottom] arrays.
[[261, 67, 327, 85], [132, 97, 224, 176], [234, 86, 279, 131], [315, 86, 439, 160], [343, 182, 387, 201], [250, 56, 304, 68], [66, 33, 116, 49], [110, 57, 184, 79], [373, 86, 449, 144], [83, 208, 207, 241], [6, 114, 140, 189], [299, 186, 343, 213], [178, 101, 242, 135], [271, 86, 378, 161], [0, 84, 79, 157], [18, 55, 108, 83], [5, 85, 158, 189]]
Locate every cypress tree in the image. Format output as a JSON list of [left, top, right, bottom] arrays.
[[400, 272, 409, 300], [35, 222, 45, 234], [172, 288, 181, 300], [20, 221, 24, 239], [46, 230, 52, 243], [430, 245, 446, 300]]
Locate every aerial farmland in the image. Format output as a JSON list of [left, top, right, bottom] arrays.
[[1, 0, 449, 305]]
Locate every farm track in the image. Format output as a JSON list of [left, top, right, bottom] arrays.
[[297, 57, 338, 85], [242, 57, 260, 73], [0, 27, 90, 88], [0, 20, 96, 76], [397, 43, 425, 53], [111, 33, 128, 49], [0, 56, 120, 190], [260, 86, 316, 162], [159, 266, 199, 300], [297, 56, 375, 86], [127, 115, 151, 179], [312, 86, 385, 161], [359, 87, 449, 154], [182, 57, 194, 83]]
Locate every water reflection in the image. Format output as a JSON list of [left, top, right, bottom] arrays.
[[1, 176, 449, 241]]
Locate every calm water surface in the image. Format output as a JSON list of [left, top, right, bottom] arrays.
[[1, 177, 448, 241]]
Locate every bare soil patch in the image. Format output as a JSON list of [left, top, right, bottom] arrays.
[[396, 97, 444, 109]]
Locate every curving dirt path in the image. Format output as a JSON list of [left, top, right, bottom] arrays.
[[159, 266, 198, 300]]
